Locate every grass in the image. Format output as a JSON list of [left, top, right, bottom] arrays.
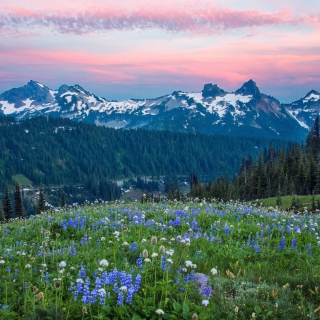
[[254, 194, 320, 211], [0, 200, 319, 319], [12, 174, 33, 188]]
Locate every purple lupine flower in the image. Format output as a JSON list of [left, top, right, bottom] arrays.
[[161, 254, 167, 270], [125, 286, 135, 305], [129, 242, 138, 252], [108, 269, 118, 285], [80, 234, 88, 245], [254, 245, 260, 253], [69, 246, 77, 256], [133, 274, 142, 292], [136, 257, 143, 269], [191, 219, 198, 230], [116, 291, 124, 306], [278, 238, 285, 250], [201, 285, 211, 297], [224, 226, 230, 236], [79, 264, 87, 278], [306, 243, 312, 255], [291, 238, 297, 249], [98, 288, 107, 306]]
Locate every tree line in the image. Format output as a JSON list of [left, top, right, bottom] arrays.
[[189, 116, 320, 203], [0, 183, 46, 221], [0, 115, 285, 187]]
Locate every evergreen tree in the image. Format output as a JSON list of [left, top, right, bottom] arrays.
[[0, 203, 5, 222], [60, 192, 66, 208], [306, 115, 320, 159], [168, 182, 175, 201], [3, 186, 13, 221], [37, 187, 46, 214], [312, 191, 316, 211], [14, 183, 25, 218], [276, 184, 282, 206]]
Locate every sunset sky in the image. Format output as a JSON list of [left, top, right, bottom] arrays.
[[0, 0, 319, 102]]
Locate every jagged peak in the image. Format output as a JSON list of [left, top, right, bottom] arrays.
[[303, 90, 320, 100], [202, 83, 226, 98], [27, 80, 48, 89], [235, 79, 260, 97]]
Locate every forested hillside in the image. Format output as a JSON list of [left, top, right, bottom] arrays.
[[189, 117, 320, 203], [0, 115, 285, 187]]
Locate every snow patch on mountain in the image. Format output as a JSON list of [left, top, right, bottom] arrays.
[[286, 108, 309, 129], [303, 92, 320, 103]]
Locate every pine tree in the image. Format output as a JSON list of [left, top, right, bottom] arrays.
[[0, 203, 5, 222], [3, 186, 13, 221], [60, 192, 66, 208], [312, 191, 316, 211], [168, 182, 175, 201], [276, 184, 282, 206], [37, 187, 46, 214], [14, 183, 25, 218], [306, 115, 320, 159]]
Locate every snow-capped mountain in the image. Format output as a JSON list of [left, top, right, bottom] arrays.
[[283, 90, 320, 130], [0, 79, 313, 139]]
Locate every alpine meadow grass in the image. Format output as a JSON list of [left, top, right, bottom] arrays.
[[0, 200, 319, 319]]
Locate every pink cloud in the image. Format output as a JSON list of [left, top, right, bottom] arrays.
[[1, 5, 320, 35]]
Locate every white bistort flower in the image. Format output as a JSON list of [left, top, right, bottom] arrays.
[[202, 299, 209, 307], [166, 249, 174, 256], [211, 268, 218, 275], [185, 260, 193, 267], [59, 261, 67, 268], [99, 259, 109, 267], [155, 308, 165, 315]]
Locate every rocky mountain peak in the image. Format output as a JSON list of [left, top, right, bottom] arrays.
[[0, 80, 53, 104], [202, 83, 226, 98], [303, 90, 320, 101], [58, 84, 70, 95], [235, 79, 260, 97]]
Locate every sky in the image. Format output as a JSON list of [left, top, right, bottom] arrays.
[[0, 0, 320, 102]]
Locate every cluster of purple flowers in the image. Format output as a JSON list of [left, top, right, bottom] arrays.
[[129, 242, 138, 252], [69, 268, 142, 306]]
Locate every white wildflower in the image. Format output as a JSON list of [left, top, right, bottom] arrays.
[[99, 259, 109, 267], [155, 309, 165, 315], [211, 268, 218, 275], [202, 299, 209, 306], [185, 260, 193, 267]]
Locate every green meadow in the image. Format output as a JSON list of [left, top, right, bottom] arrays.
[[0, 200, 319, 319]]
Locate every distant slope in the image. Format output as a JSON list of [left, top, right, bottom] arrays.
[[0, 116, 285, 186], [0, 79, 310, 140]]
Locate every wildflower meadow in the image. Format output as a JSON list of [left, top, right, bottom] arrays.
[[0, 200, 319, 319]]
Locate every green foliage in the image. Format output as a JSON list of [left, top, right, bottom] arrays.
[[12, 174, 33, 188], [36, 188, 46, 215], [0, 201, 319, 319], [14, 183, 25, 219], [191, 117, 320, 204], [0, 115, 283, 187], [3, 186, 13, 220]]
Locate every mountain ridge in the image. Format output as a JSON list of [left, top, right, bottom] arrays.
[[0, 79, 317, 140]]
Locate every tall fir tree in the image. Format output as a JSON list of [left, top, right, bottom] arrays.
[[37, 187, 46, 214], [0, 203, 5, 222], [3, 186, 13, 221], [14, 183, 25, 218], [306, 115, 320, 159], [60, 192, 66, 208]]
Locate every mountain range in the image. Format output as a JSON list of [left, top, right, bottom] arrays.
[[1, 79, 319, 140]]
